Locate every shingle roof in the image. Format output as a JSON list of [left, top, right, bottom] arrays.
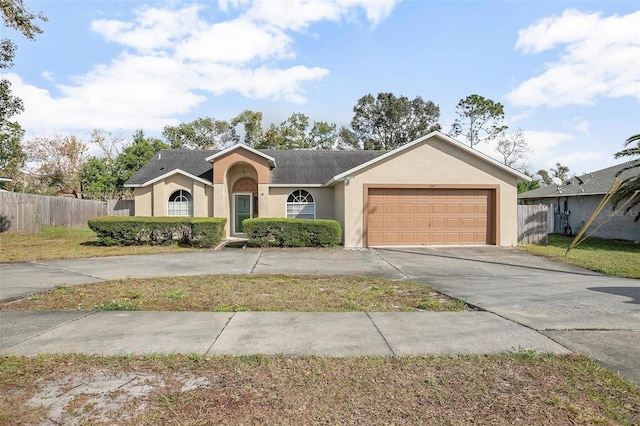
[[125, 150, 217, 186], [518, 162, 639, 199], [263, 149, 385, 184], [125, 148, 386, 186]]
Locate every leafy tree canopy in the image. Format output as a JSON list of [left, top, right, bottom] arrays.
[[517, 170, 541, 193], [0, 120, 24, 189], [450, 94, 507, 148], [1, 0, 47, 120], [81, 130, 168, 200], [350, 93, 440, 151], [231, 110, 263, 148], [162, 117, 238, 149], [537, 162, 571, 185], [257, 113, 337, 150]]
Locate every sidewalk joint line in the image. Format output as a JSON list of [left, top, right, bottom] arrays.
[[30, 260, 106, 282], [206, 312, 236, 355], [366, 312, 397, 357], [369, 249, 409, 280], [1, 311, 97, 349], [250, 249, 263, 274], [468, 308, 576, 354]]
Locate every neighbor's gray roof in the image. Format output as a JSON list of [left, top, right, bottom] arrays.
[[125, 149, 386, 187], [518, 162, 639, 199]]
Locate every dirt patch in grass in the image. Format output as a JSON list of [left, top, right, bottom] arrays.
[[0, 275, 466, 312], [517, 234, 640, 278], [0, 226, 200, 263], [1, 353, 638, 425]]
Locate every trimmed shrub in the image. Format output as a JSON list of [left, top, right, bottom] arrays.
[[87, 216, 226, 248], [243, 218, 341, 247]]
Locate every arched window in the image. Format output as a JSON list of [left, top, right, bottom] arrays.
[[168, 190, 193, 216], [286, 189, 315, 219]]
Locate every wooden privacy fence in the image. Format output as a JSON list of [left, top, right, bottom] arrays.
[[0, 192, 134, 234], [517, 204, 549, 244]]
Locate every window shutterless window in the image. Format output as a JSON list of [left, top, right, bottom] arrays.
[[168, 190, 193, 216], [286, 189, 315, 219]]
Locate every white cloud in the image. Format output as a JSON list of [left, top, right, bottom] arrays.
[[176, 18, 293, 63], [562, 151, 608, 173], [12, 0, 400, 134], [573, 119, 590, 135], [520, 130, 574, 169], [506, 10, 640, 108], [91, 6, 204, 52], [246, 0, 400, 30]]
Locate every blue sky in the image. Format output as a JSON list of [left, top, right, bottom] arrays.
[[4, 0, 640, 177]]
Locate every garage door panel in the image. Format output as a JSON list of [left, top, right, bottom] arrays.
[[400, 203, 415, 214], [416, 218, 430, 228], [400, 232, 417, 243], [400, 218, 415, 228], [446, 204, 460, 214], [369, 218, 384, 229], [431, 218, 445, 228], [367, 188, 494, 246], [385, 204, 399, 214]]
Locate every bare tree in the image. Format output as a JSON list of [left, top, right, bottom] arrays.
[[495, 129, 531, 172], [24, 135, 88, 197]]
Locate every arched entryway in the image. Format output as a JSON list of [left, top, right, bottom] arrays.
[[230, 172, 258, 235]]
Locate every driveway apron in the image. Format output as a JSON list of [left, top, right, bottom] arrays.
[[372, 246, 640, 384]]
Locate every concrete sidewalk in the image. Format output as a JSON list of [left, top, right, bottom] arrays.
[[1, 246, 638, 384], [0, 310, 569, 357]]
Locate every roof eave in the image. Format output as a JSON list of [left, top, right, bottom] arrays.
[[124, 169, 213, 188], [327, 131, 531, 183], [205, 144, 276, 167], [518, 191, 610, 199], [268, 183, 326, 187]]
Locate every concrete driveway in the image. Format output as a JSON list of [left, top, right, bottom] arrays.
[[1, 245, 638, 383], [372, 246, 640, 383]]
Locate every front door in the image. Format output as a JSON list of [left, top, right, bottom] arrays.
[[233, 193, 252, 235]]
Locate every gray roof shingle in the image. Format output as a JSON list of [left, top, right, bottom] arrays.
[[125, 148, 387, 186], [518, 161, 640, 199], [264, 149, 385, 184], [125, 150, 217, 186]]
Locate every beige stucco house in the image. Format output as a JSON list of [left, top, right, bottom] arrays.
[[125, 131, 530, 247]]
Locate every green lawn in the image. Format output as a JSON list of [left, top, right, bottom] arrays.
[[517, 234, 640, 278], [0, 226, 200, 262]]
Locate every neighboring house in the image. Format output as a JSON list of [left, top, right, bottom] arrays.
[[518, 163, 640, 242], [125, 131, 530, 248]]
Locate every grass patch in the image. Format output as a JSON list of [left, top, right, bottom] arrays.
[[517, 234, 640, 278], [0, 275, 466, 312], [0, 353, 637, 425], [0, 226, 201, 263]]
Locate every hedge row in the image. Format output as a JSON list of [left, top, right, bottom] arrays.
[[88, 217, 226, 247], [243, 218, 341, 247]]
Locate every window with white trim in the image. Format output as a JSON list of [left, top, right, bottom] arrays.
[[168, 190, 193, 216], [286, 189, 315, 219]]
